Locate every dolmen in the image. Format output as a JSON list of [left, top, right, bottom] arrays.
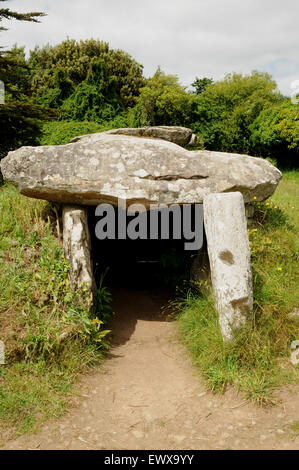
[[1, 126, 282, 341]]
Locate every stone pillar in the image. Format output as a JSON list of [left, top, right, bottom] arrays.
[[203, 192, 253, 341], [62, 205, 96, 294]]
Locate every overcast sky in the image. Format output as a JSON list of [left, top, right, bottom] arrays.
[[1, 0, 298, 95]]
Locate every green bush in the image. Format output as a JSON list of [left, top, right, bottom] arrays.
[[60, 58, 123, 122], [250, 101, 299, 168], [136, 67, 196, 127], [40, 120, 107, 145], [191, 71, 283, 155], [29, 39, 145, 109]]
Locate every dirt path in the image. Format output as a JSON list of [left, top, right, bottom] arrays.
[[4, 288, 299, 450]]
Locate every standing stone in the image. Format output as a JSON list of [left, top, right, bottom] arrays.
[[203, 192, 253, 341], [62, 205, 96, 294]]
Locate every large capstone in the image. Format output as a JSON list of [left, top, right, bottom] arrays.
[[203, 192, 253, 341], [0, 129, 281, 208]]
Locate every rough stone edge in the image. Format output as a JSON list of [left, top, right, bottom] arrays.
[[62, 205, 96, 298], [203, 192, 253, 341]]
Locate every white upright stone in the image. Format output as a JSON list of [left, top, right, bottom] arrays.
[[62, 205, 95, 293], [203, 192, 253, 341]]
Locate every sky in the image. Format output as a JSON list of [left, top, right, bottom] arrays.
[[1, 0, 298, 95]]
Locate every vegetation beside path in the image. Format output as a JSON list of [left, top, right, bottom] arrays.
[[0, 184, 110, 443], [176, 172, 299, 406]]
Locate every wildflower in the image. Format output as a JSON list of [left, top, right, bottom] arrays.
[[277, 267, 282, 271], [253, 196, 257, 200]]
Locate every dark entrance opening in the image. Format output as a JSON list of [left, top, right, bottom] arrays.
[[87, 206, 200, 291], [87, 204, 206, 347]]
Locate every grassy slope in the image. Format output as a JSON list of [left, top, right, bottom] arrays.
[[0, 184, 109, 443], [176, 171, 299, 405]]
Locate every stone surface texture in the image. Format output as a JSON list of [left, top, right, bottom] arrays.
[[0, 130, 282, 208], [62, 205, 95, 292], [203, 192, 253, 341]]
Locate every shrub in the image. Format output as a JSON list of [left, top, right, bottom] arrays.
[[250, 101, 299, 168], [40, 120, 107, 145]]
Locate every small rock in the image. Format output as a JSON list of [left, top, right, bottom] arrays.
[[288, 308, 299, 320], [132, 430, 144, 439], [144, 412, 153, 423], [173, 435, 186, 443]]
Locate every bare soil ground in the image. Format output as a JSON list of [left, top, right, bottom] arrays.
[[4, 287, 299, 450]]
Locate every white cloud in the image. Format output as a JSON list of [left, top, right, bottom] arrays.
[[1, 0, 298, 95]]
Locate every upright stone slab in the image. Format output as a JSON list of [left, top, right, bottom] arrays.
[[62, 205, 95, 294], [203, 192, 253, 341]]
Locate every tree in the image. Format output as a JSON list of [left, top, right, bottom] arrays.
[[0, 1, 44, 96], [250, 101, 299, 168], [0, 1, 45, 31], [34, 68, 74, 109], [191, 71, 284, 154], [60, 58, 123, 122], [0, 1, 50, 164], [191, 77, 213, 95], [28, 39, 145, 109], [136, 67, 196, 127]]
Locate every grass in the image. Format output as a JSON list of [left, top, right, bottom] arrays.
[[175, 171, 299, 406], [0, 184, 110, 443], [290, 420, 299, 434]]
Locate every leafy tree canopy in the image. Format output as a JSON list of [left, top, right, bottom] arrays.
[[192, 71, 284, 154], [60, 58, 123, 122], [191, 77, 213, 95], [29, 38, 145, 109], [250, 100, 298, 168], [136, 67, 196, 127], [0, 1, 51, 163]]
